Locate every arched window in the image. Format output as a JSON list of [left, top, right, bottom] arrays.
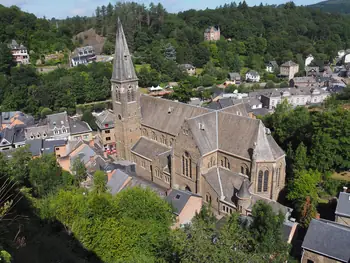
[[221, 157, 230, 169], [161, 135, 166, 145], [263, 170, 269, 192], [277, 165, 282, 187], [155, 168, 162, 179], [205, 193, 212, 203], [127, 86, 134, 102], [152, 131, 157, 141], [258, 170, 263, 192], [182, 152, 192, 178], [185, 185, 192, 192], [115, 87, 121, 102], [240, 164, 249, 175]]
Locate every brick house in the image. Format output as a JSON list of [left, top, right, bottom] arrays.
[[204, 26, 220, 41]]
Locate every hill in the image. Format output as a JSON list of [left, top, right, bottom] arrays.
[[73, 28, 106, 55], [308, 0, 350, 14]]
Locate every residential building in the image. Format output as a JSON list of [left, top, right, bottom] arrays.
[[305, 66, 320, 77], [0, 111, 34, 131], [68, 117, 92, 141], [289, 77, 318, 88], [71, 46, 96, 67], [204, 26, 220, 41], [280, 61, 299, 80], [301, 219, 350, 263], [95, 110, 116, 154], [305, 54, 314, 67], [165, 189, 202, 228], [227, 72, 241, 84], [245, 70, 260, 82], [265, 61, 278, 73], [179, 64, 196, 76], [107, 18, 289, 216], [7, 40, 30, 64], [335, 189, 350, 226], [256, 87, 330, 109]]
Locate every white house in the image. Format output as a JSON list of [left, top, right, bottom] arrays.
[[245, 70, 260, 82]]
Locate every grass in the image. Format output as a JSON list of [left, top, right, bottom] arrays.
[[135, 64, 150, 72], [139, 87, 149, 94], [331, 171, 350, 182], [196, 68, 203, 75]]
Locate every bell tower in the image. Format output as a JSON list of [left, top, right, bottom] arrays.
[[111, 18, 141, 160]]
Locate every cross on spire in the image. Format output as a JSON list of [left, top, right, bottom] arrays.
[[111, 18, 138, 82]]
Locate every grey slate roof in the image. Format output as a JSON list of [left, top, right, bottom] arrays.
[[70, 144, 96, 165], [140, 95, 211, 136], [250, 87, 328, 99], [25, 125, 49, 139], [302, 219, 350, 262], [131, 137, 169, 161], [107, 169, 132, 195], [237, 179, 251, 199], [42, 139, 66, 154], [220, 103, 249, 117], [228, 72, 241, 80], [246, 70, 259, 77], [0, 128, 14, 146], [13, 128, 26, 144], [25, 139, 43, 156], [95, 110, 115, 130], [165, 189, 200, 215], [47, 112, 70, 130], [69, 118, 92, 135], [112, 18, 138, 82], [281, 60, 298, 67], [251, 108, 271, 116], [335, 192, 350, 218]]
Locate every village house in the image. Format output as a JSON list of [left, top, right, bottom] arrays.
[[179, 64, 196, 76], [265, 61, 278, 73], [305, 54, 314, 67], [335, 189, 350, 226], [107, 169, 132, 195], [289, 77, 318, 88], [245, 70, 260, 82], [95, 110, 116, 154], [227, 72, 241, 84], [165, 189, 202, 228], [280, 61, 299, 80], [8, 40, 30, 64], [204, 26, 220, 41], [301, 219, 350, 263], [107, 18, 290, 216], [305, 66, 320, 77], [0, 111, 34, 131], [71, 46, 96, 67]]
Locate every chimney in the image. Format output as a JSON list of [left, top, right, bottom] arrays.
[[343, 186, 348, 193]]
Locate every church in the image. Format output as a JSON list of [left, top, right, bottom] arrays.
[[110, 18, 287, 216]]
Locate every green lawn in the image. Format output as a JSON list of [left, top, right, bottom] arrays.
[[139, 87, 149, 94], [332, 171, 350, 182], [135, 64, 150, 72]]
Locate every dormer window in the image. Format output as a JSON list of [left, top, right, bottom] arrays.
[[62, 128, 67, 133], [105, 124, 109, 128]]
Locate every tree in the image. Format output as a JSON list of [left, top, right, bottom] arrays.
[[163, 43, 176, 61], [293, 142, 308, 173], [231, 54, 242, 72], [81, 110, 97, 130], [0, 43, 14, 75], [92, 170, 107, 194], [28, 154, 63, 197], [72, 158, 87, 186], [8, 146, 32, 185], [170, 81, 194, 103]]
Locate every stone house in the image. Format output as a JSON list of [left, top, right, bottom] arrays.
[[95, 110, 116, 154], [280, 61, 299, 80], [289, 77, 318, 88], [204, 26, 220, 41], [179, 64, 196, 76], [245, 70, 260, 82], [109, 18, 289, 216], [227, 72, 241, 84], [335, 190, 350, 226], [165, 189, 202, 228], [71, 46, 96, 67], [265, 61, 278, 73], [301, 219, 350, 263]]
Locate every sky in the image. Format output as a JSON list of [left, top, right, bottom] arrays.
[[0, 0, 324, 19]]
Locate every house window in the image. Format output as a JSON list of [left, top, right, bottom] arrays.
[[182, 152, 192, 178], [221, 157, 230, 169], [106, 137, 111, 141], [55, 147, 60, 151], [105, 124, 109, 128], [205, 193, 212, 203], [306, 260, 314, 263], [62, 128, 67, 133], [258, 170, 263, 192], [105, 130, 110, 134], [263, 170, 269, 192], [141, 160, 145, 168]]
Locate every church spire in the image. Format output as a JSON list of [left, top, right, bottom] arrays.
[[112, 18, 138, 82]]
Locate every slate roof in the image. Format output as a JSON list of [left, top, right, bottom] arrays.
[[13, 128, 26, 144], [237, 179, 251, 199], [47, 112, 69, 130], [246, 70, 259, 77], [0, 128, 14, 146], [179, 64, 195, 70], [281, 61, 298, 67], [251, 108, 271, 116], [140, 95, 211, 136], [25, 125, 49, 139], [25, 139, 43, 156], [250, 87, 328, 98], [70, 144, 96, 165], [69, 118, 92, 135], [228, 72, 241, 80], [95, 110, 115, 130], [335, 192, 350, 218], [131, 137, 169, 160], [302, 219, 350, 262], [107, 169, 132, 195], [112, 18, 138, 82], [42, 139, 66, 154], [220, 103, 249, 117], [165, 189, 201, 215]]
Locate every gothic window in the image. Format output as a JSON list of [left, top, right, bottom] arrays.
[[127, 86, 135, 102], [277, 165, 282, 187], [152, 131, 157, 141], [258, 170, 263, 192], [240, 164, 249, 175], [208, 156, 216, 168], [182, 152, 192, 178], [263, 170, 269, 192], [205, 193, 212, 203], [161, 135, 166, 145], [221, 157, 230, 169], [115, 87, 121, 102], [155, 168, 162, 179]]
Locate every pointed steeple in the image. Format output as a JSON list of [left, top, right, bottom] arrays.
[[112, 18, 138, 82]]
